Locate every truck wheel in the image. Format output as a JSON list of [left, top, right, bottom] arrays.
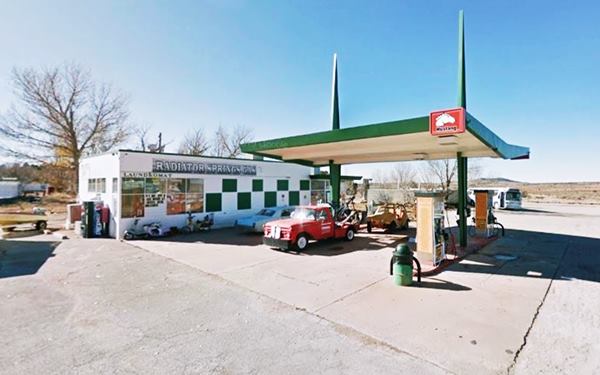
[[388, 221, 397, 232], [345, 228, 355, 241], [367, 222, 372, 233], [295, 234, 309, 252], [36, 221, 47, 231]]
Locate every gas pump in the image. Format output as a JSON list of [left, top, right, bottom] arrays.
[[471, 189, 502, 237], [415, 192, 446, 266]]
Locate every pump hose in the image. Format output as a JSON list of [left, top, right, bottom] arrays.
[[412, 256, 422, 283]]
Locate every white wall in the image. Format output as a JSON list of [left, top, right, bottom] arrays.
[[78, 152, 121, 237], [112, 151, 312, 238]]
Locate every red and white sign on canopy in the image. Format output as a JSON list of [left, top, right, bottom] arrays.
[[429, 107, 466, 136]]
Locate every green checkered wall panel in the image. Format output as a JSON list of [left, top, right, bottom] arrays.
[[300, 180, 310, 191], [238, 192, 251, 210], [277, 179, 289, 191], [264, 191, 277, 207], [289, 191, 300, 206], [222, 179, 237, 192], [205, 193, 222, 212], [252, 179, 263, 192]]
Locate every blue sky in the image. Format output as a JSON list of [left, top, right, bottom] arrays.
[[1, 1, 598, 182]]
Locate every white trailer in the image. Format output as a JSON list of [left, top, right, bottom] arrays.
[[468, 187, 522, 210], [0, 180, 21, 200]]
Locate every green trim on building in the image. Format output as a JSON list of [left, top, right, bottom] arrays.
[[237, 192, 251, 210], [300, 180, 310, 191], [205, 193, 222, 212], [289, 191, 300, 206], [241, 116, 429, 159], [277, 179, 289, 191], [264, 191, 277, 207], [222, 179, 237, 192], [466, 113, 530, 160], [252, 179, 263, 192]]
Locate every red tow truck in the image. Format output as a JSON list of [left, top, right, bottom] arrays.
[[263, 205, 359, 252]]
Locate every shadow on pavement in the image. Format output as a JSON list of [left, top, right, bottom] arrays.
[[152, 227, 412, 256], [0, 240, 60, 279], [414, 278, 472, 291], [445, 229, 600, 283]]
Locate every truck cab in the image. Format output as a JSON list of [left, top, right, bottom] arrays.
[[263, 205, 358, 251]]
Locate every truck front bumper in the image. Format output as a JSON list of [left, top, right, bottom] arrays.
[[263, 237, 292, 250]]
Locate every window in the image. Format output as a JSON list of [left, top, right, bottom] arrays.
[[97, 178, 106, 193], [277, 179, 289, 191], [121, 178, 145, 218], [310, 180, 331, 205], [291, 208, 315, 220], [257, 208, 275, 217], [264, 191, 277, 207], [252, 179, 263, 192], [112, 178, 118, 193], [300, 180, 310, 191], [166, 179, 187, 215], [289, 191, 300, 206], [238, 192, 251, 210], [281, 208, 293, 218], [206, 193, 222, 212], [222, 179, 237, 192], [186, 179, 204, 213], [88, 178, 106, 193]]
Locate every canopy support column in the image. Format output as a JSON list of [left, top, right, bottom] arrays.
[[329, 160, 341, 209], [457, 153, 468, 247]]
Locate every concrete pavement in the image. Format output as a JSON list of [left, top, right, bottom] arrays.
[[1, 202, 599, 374], [0, 236, 447, 375]]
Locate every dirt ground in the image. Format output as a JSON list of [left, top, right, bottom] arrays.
[[521, 182, 600, 204], [0, 193, 75, 214]]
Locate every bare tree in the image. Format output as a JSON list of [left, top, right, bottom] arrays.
[[134, 124, 152, 151], [389, 163, 416, 189], [212, 125, 253, 158], [371, 169, 390, 185], [178, 129, 210, 155], [0, 64, 130, 191], [468, 159, 483, 182], [422, 159, 457, 196]]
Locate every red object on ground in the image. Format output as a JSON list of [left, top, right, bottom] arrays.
[[429, 107, 466, 136]]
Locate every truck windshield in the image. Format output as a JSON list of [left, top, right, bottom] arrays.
[[506, 190, 521, 201], [291, 208, 316, 220]]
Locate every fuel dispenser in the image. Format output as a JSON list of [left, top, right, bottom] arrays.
[[473, 189, 494, 237], [415, 192, 446, 266], [81, 201, 110, 238]]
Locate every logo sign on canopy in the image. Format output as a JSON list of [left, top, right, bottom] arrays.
[[429, 107, 466, 136]]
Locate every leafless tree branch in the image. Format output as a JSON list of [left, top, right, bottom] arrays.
[[0, 63, 132, 191]]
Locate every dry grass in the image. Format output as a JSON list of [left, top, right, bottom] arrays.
[[0, 193, 76, 214], [520, 182, 600, 204]]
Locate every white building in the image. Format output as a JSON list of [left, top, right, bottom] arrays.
[[78, 150, 323, 239]]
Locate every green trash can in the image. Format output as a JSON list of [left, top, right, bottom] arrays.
[[390, 243, 413, 286]]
